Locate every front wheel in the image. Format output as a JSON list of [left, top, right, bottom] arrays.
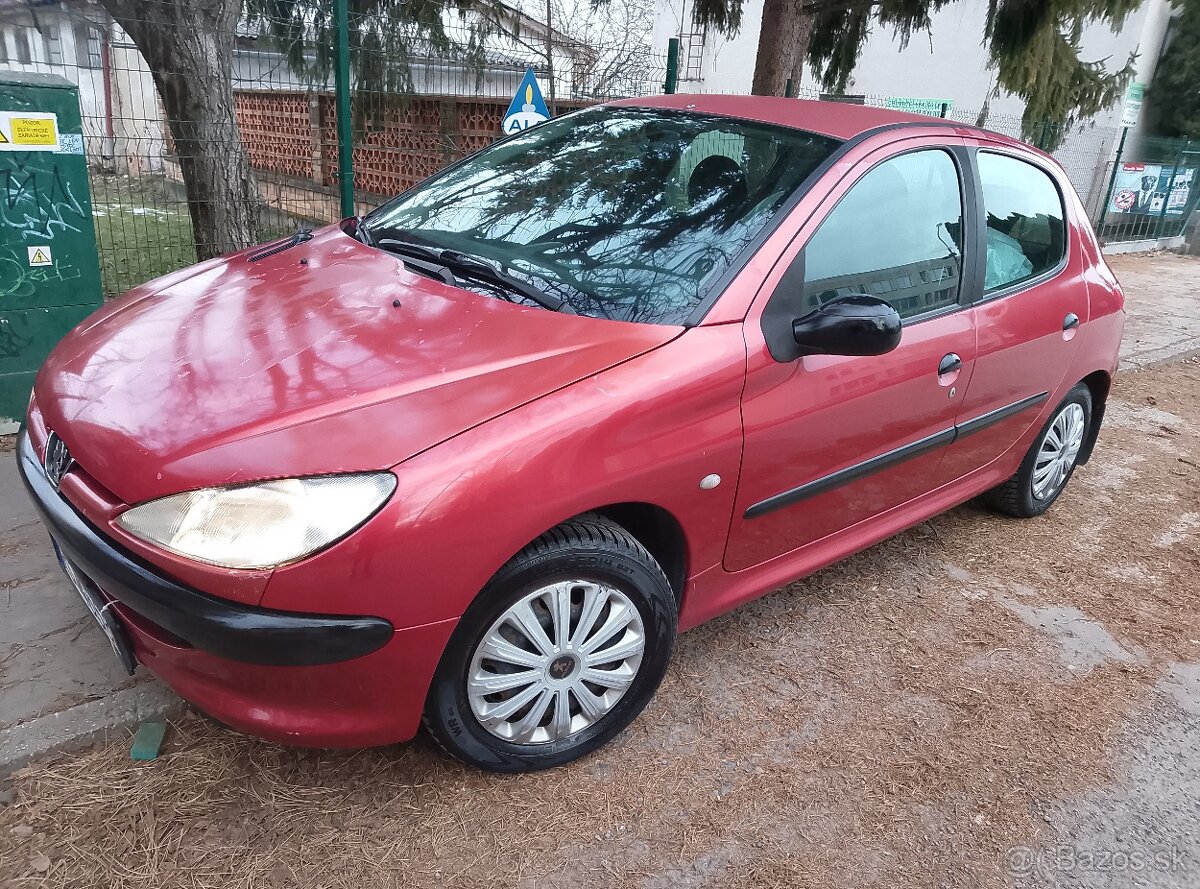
[[985, 383, 1092, 518], [423, 514, 677, 772]]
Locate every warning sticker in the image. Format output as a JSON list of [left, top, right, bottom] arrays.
[[0, 112, 60, 152], [28, 246, 53, 267]]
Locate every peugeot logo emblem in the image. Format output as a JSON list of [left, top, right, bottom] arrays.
[[44, 431, 74, 491]]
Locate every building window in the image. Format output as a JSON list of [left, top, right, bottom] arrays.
[[43, 25, 63, 65], [14, 27, 32, 64], [75, 23, 103, 68], [0, 31, 9, 65]]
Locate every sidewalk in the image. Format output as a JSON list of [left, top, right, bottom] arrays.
[[0, 444, 179, 770], [1109, 252, 1200, 369], [0, 250, 1198, 770]]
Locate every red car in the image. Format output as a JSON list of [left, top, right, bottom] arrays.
[[18, 96, 1123, 772]]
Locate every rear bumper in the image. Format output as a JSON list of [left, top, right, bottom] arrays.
[[16, 429, 392, 667]]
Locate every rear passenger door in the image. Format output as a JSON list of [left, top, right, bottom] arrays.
[[937, 148, 1088, 482]]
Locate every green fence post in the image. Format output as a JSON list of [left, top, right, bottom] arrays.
[[334, 0, 355, 218], [1037, 119, 1053, 151], [1096, 127, 1129, 232], [1153, 140, 1186, 240], [664, 38, 679, 94]]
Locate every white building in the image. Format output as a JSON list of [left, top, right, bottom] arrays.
[[0, 0, 163, 173], [649, 0, 1175, 213], [233, 4, 586, 101]]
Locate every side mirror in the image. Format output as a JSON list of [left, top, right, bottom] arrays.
[[791, 295, 902, 358]]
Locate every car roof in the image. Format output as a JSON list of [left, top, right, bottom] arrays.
[[610, 93, 1029, 148]]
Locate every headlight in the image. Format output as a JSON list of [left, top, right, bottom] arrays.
[[116, 474, 396, 569]]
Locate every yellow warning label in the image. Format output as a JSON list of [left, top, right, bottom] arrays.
[[31, 249, 49, 264], [10, 118, 56, 145], [0, 129, 7, 145]]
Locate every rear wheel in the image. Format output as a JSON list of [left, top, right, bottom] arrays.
[[423, 514, 677, 772], [985, 383, 1092, 518]]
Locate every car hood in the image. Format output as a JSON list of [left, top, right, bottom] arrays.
[[35, 225, 680, 504]]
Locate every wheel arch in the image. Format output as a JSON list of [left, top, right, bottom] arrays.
[[1076, 369, 1112, 464], [590, 502, 689, 606]]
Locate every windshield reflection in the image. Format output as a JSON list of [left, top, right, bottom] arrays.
[[366, 108, 841, 324]]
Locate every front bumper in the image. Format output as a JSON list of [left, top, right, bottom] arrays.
[[16, 429, 393, 667], [18, 427, 461, 746]]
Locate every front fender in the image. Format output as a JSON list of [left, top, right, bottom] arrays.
[[259, 325, 748, 629]]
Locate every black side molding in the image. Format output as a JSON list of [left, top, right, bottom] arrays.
[[955, 392, 1048, 439], [744, 428, 956, 520], [15, 430, 393, 667], [745, 391, 1049, 519]]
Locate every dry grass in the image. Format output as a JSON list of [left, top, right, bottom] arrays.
[[2, 359, 1199, 888]]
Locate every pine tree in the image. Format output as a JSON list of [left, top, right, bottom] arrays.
[[1148, 0, 1200, 137], [694, 0, 1141, 149]]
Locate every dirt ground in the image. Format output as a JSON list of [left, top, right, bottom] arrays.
[[2, 358, 1199, 889]]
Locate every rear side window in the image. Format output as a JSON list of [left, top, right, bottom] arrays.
[[802, 149, 964, 321], [978, 153, 1067, 293]]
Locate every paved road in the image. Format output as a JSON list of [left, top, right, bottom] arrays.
[[0, 250, 1197, 775]]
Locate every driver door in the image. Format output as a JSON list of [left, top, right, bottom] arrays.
[[725, 140, 979, 572]]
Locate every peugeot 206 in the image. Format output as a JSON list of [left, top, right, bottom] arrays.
[[18, 96, 1124, 772]]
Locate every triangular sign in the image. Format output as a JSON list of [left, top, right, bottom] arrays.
[[32, 249, 48, 263], [501, 68, 550, 134], [0, 128, 8, 144]]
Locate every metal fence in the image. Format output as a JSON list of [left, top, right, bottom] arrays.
[[1093, 135, 1200, 245], [0, 0, 1184, 299]]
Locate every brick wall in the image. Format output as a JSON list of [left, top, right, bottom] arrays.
[[232, 90, 589, 198]]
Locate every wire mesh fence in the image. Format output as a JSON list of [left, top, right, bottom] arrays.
[[1093, 135, 1200, 245], [0, 0, 1183, 300]]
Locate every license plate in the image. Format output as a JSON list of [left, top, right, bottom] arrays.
[[53, 542, 137, 675]]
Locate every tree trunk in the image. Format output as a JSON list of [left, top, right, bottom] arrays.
[[786, 12, 815, 96], [751, 0, 814, 96], [99, 0, 261, 260]]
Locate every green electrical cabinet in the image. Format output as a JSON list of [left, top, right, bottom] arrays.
[[0, 71, 103, 431]]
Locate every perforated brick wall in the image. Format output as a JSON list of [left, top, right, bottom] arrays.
[[235, 91, 316, 182], [228, 90, 589, 198]]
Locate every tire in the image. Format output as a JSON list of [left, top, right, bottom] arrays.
[[423, 513, 677, 773], [985, 383, 1092, 518]]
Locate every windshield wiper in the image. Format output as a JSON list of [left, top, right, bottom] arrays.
[[375, 237, 573, 314], [354, 216, 375, 247]]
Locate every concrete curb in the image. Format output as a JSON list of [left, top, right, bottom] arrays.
[[0, 684, 183, 774]]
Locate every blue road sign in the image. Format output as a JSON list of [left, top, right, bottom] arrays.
[[502, 68, 550, 134]]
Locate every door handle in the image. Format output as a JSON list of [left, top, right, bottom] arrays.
[[938, 353, 962, 376], [1063, 313, 1080, 331]]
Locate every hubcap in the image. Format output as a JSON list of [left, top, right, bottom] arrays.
[[1032, 402, 1086, 500], [467, 581, 645, 745]]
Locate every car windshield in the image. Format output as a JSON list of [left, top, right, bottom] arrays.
[[364, 107, 842, 325]]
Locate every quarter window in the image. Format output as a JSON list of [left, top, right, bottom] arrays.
[[978, 152, 1067, 293], [802, 150, 964, 321]]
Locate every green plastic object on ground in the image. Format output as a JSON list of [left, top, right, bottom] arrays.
[[0, 71, 103, 432], [130, 721, 168, 760]]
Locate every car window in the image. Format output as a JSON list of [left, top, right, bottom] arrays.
[[365, 108, 841, 325], [978, 152, 1067, 293], [802, 149, 964, 321]]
